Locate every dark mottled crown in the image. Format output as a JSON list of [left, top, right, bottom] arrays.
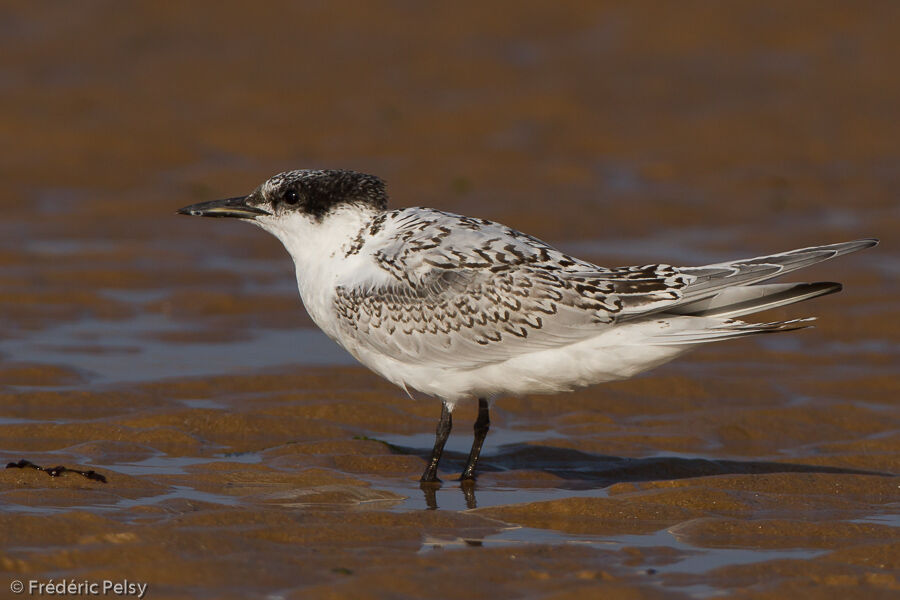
[[260, 169, 387, 219]]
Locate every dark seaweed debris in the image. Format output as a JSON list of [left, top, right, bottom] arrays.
[[6, 459, 107, 483]]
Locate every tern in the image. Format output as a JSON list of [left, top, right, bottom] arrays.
[[178, 169, 877, 483]]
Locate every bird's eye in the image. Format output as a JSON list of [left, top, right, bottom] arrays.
[[283, 189, 299, 205]]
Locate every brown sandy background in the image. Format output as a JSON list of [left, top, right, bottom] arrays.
[[1, 2, 898, 598]]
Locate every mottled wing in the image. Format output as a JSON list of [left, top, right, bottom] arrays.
[[624, 238, 879, 320], [333, 209, 690, 368]]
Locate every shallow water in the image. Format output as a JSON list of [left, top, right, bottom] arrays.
[[1, 312, 355, 385], [2, 3, 900, 599]]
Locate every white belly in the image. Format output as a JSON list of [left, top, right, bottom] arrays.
[[344, 320, 693, 408]]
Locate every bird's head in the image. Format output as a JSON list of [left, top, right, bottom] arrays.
[[177, 169, 389, 263], [178, 169, 389, 267], [178, 169, 387, 226]]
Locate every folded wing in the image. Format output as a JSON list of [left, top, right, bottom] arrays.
[[332, 209, 689, 368], [332, 209, 876, 368]]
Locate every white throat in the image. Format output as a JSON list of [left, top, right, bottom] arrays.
[[252, 205, 380, 332]]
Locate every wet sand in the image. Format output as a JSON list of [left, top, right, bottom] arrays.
[[1, 2, 898, 599]]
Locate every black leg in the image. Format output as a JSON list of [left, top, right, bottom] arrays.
[[420, 402, 452, 483], [460, 398, 490, 481]]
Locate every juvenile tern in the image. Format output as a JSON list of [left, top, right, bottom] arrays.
[[178, 169, 877, 482]]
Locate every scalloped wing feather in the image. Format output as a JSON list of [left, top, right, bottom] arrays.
[[332, 209, 689, 368]]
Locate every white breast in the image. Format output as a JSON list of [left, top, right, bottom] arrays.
[[252, 205, 388, 340]]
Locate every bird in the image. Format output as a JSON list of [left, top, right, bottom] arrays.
[[178, 169, 878, 483]]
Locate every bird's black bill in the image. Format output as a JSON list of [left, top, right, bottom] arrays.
[[177, 196, 270, 219]]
